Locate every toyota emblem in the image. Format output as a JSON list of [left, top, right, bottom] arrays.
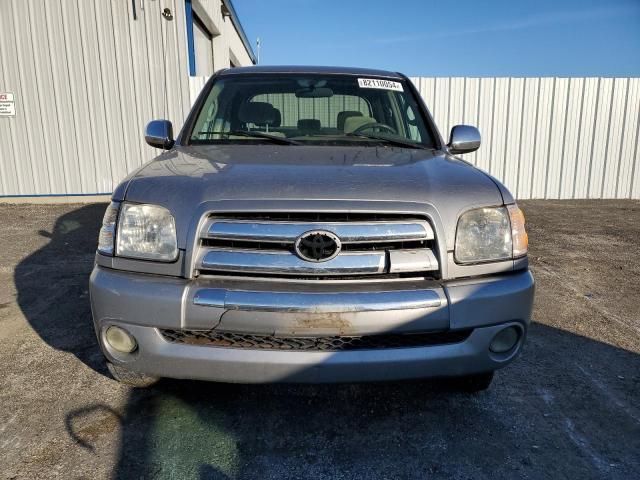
[[294, 230, 342, 262]]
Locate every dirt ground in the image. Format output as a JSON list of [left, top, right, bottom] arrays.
[[0, 200, 638, 479]]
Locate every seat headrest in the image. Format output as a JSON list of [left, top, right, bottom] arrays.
[[297, 119, 321, 132], [343, 116, 377, 134], [238, 102, 278, 126], [272, 108, 281, 127], [337, 110, 363, 131]]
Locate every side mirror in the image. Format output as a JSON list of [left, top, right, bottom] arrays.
[[448, 125, 481, 154], [145, 120, 174, 149]]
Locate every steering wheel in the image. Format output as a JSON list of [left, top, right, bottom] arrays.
[[352, 122, 397, 135]]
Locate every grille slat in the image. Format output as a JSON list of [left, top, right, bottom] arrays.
[[199, 248, 387, 276], [160, 329, 472, 351], [206, 220, 434, 243]]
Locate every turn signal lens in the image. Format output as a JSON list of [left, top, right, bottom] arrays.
[[97, 202, 119, 255], [508, 205, 528, 257]]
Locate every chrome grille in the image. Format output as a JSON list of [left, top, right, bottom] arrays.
[[195, 213, 439, 278]]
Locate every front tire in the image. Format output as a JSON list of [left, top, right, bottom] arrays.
[[454, 371, 494, 392], [107, 362, 159, 388]]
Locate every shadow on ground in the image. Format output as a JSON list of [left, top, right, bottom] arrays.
[[14, 203, 107, 375], [13, 202, 640, 479]]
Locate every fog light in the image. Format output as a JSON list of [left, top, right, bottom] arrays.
[[489, 326, 520, 353], [105, 326, 137, 353]]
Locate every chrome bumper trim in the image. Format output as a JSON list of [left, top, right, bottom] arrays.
[[193, 288, 442, 312]]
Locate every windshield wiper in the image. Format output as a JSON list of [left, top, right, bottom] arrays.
[[345, 132, 429, 150], [197, 130, 300, 145]]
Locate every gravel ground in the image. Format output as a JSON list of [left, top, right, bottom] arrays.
[[0, 200, 638, 480]]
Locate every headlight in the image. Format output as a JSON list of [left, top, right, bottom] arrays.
[[97, 202, 119, 255], [116, 203, 178, 261], [455, 205, 528, 264]]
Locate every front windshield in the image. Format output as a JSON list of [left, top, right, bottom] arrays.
[[189, 74, 436, 148]]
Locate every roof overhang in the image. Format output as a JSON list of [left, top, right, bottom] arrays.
[[221, 0, 257, 64]]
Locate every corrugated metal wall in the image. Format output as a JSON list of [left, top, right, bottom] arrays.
[[0, 0, 192, 196], [410, 77, 640, 199], [189, 75, 209, 105]]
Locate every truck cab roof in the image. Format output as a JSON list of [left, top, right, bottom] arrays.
[[217, 65, 405, 79]]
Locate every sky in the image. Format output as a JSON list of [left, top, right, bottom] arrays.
[[234, 0, 640, 76]]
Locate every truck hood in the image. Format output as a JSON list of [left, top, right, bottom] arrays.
[[120, 145, 504, 249]]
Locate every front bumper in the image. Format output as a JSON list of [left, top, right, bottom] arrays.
[[90, 267, 534, 383]]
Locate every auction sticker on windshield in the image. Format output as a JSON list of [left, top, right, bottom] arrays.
[[357, 78, 404, 92]]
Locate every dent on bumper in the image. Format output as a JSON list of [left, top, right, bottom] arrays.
[[90, 266, 534, 383]]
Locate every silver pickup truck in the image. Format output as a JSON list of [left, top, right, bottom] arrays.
[[90, 66, 534, 391]]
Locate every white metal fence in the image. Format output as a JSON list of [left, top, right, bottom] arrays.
[[410, 77, 640, 199]]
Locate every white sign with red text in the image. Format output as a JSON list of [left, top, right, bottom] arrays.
[[0, 92, 15, 116]]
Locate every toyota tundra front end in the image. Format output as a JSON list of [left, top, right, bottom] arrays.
[[90, 66, 534, 391]]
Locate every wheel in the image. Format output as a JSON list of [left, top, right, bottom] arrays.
[[107, 361, 159, 388], [454, 371, 494, 393]]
